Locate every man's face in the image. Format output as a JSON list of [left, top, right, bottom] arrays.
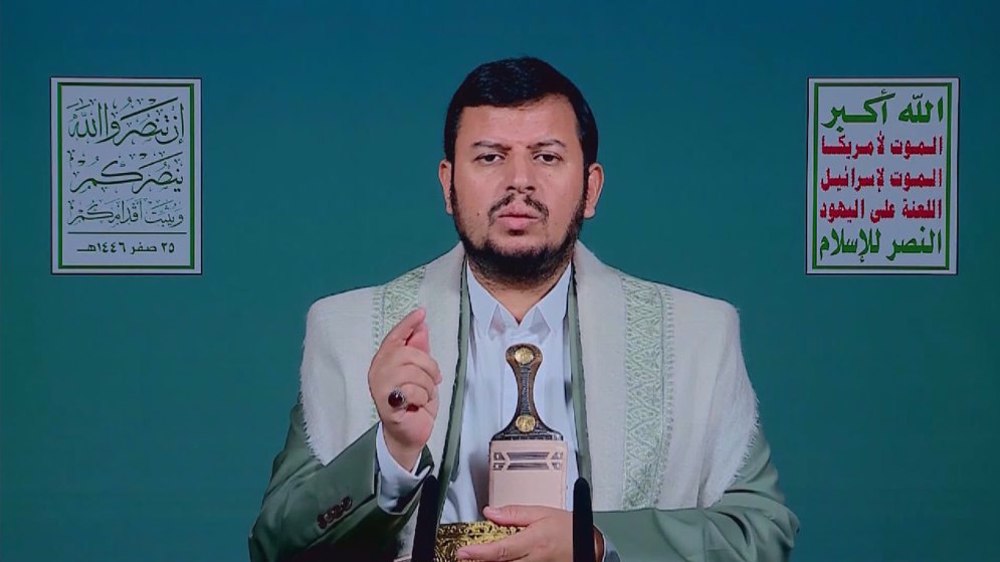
[[439, 95, 604, 280]]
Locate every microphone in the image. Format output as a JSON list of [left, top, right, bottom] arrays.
[[410, 475, 440, 562], [573, 477, 594, 562]]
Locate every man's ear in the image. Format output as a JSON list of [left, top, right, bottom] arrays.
[[583, 162, 605, 219], [439, 159, 454, 215]]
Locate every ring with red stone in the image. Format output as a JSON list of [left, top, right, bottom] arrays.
[[388, 388, 407, 409]]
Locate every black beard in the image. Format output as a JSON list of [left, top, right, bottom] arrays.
[[450, 182, 586, 288]]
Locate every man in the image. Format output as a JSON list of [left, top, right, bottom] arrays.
[[249, 56, 798, 562]]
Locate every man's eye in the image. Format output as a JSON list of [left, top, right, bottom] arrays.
[[476, 154, 502, 163], [535, 153, 561, 163]]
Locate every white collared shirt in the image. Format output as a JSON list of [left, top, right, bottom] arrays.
[[375, 263, 580, 521]]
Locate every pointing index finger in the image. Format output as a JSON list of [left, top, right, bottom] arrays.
[[383, 307, 426, 347], [405, 319, 430, 353]]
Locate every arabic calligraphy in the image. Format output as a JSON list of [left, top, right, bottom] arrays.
[[70, 151, 185, 195], [821, 90, 896, 130], [67, 96, 185, 146], [66, 197, 185, 227], [818, 226, 942, 263], [820, 90, 946, 132], [809, 79, 957, 273], [53, 78, 201, 273], [74, 240, 177, 255]]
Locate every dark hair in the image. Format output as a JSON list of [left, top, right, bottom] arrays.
[[443, 56, 598, 167]]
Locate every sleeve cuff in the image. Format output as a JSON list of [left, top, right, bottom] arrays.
[[375, 423, 431, 513]]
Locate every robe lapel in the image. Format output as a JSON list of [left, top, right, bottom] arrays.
[[417, 244, 465, 472], [572, 243, 628, 511]]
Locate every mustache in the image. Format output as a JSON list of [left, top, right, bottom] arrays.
[[488, 192, 550, 220]]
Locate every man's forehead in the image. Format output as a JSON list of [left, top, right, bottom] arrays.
[[455, 95, 580, 148]]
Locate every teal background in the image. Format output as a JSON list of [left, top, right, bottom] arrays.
[[2, 2, 997, 561]]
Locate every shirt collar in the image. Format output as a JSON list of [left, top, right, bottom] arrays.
[[466, 261, 572, 341]]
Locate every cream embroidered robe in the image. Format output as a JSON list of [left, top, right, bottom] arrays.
[[249, 243, 798, 562]]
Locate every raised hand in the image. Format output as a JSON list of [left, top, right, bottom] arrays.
[[368, 308, 442, 470]]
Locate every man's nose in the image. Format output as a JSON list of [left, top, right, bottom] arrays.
[[505, 153, 535, 193]]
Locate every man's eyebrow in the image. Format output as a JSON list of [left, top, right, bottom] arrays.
[[469, 139, 568, 151], [471, 141, 510, 151], [527, 139, 567, 150]]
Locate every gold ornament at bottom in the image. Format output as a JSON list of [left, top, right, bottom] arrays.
[[434, 521, 519, 562]]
